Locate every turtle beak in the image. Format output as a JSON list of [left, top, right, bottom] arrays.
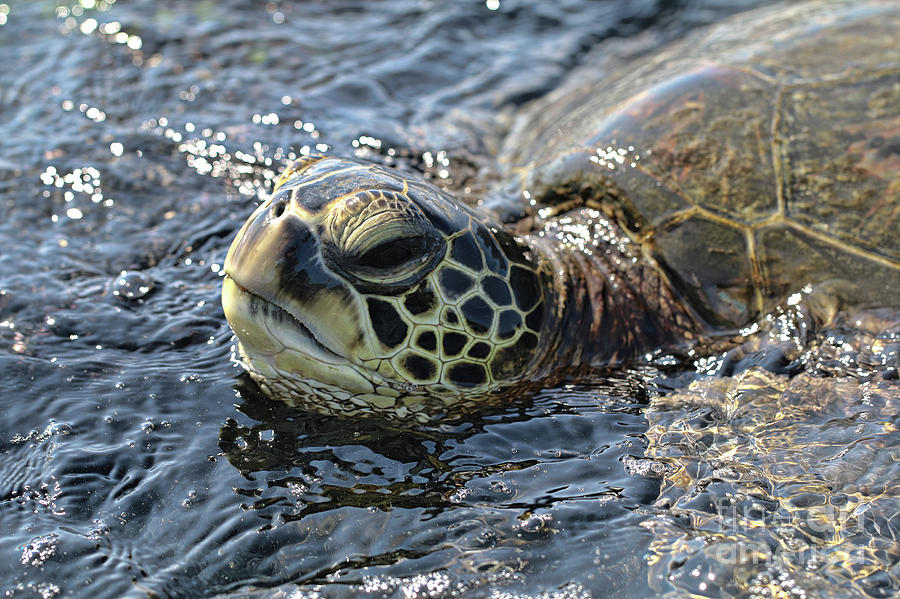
[[224, 194, 325, 301], [222, 195, 366, 360]]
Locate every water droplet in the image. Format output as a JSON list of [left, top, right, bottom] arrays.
[[112, 270, 155, 300], [489, 480, 511, 495], [49, 422, 73, 436], [518, 512, 553, 536]]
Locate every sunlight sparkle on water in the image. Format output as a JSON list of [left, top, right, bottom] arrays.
[[58, 1, 143, 58], [21, 534, 59, 567], [252, 113, 280, 125], [41, 165, 111, 218], [145, 117, 308, 196], [155, 106, 329, 194], [352, 135, 382, 150], [79, 17, 96, 34]]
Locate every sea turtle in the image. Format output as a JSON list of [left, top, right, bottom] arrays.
[[222, 0, 900, 421]]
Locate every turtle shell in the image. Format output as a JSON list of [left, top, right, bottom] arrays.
[[503, 0, 900, 328]]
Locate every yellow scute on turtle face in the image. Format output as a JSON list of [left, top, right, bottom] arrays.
[[221, 277, 282, 356], [287, 285, 372, 360], [222, 277, 379, 396], [271, 349, 375, 396]]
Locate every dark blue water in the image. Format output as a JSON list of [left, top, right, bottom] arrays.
[[4, 1, 900, 598]]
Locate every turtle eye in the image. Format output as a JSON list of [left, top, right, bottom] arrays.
[[355, 236, 427, 269], [324, 189, 444, 289]]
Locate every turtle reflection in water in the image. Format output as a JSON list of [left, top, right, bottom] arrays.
[[223, 0, 900, 420], [222, 0, 900, 595]]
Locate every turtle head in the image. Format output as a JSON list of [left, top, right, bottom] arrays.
[[222, 155, 547, 419]]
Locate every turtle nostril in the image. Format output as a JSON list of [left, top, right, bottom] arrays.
[[270, 199, 287, 219]]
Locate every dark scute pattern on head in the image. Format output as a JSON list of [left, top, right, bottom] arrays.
[[467, 342, 491, 359], [290, 161, 404, 213], [403, 353, 437, 381], [449, 232, 484, 271], [444, 308, 459, 325], [509, 266, 541, 311], [492, 228, 532, 266], [519, 332, 538, 350], [525, 303, 544, 332], [461, 296, 494, 334], [404, 285, 436, 315], [496, 310, 522, 340], [416, 330, 437, 351], [442, 332, 467, 356], [475, 226, 509, 277], [439, 267, 475, 300], [367, 298, 407, 347], [490, 332, 539, 381], [481, 276, 512, 306], [277, 220, 350, 304], [448, 363, 487, 388]]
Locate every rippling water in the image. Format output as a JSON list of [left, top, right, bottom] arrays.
[[3, 1, 900, 598]]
